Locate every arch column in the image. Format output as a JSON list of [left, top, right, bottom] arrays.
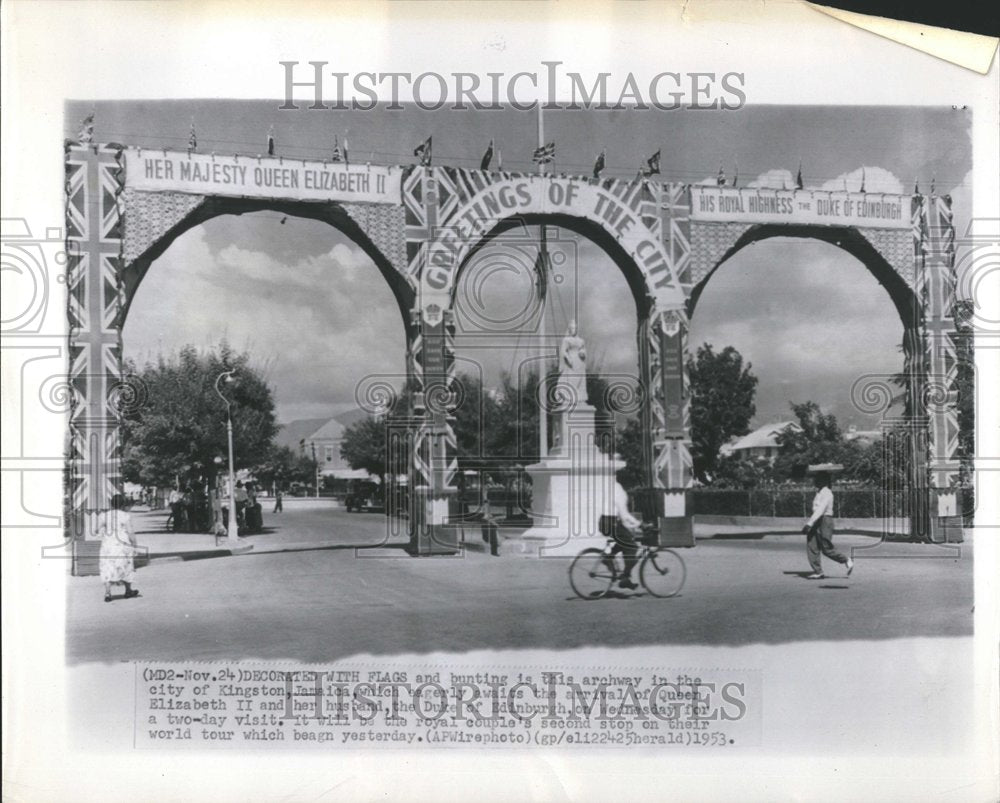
[[65, 144, 128, 575], [915, 193, 962, 540], [407, 305, 460, 554], [637, 304, 693, 529]]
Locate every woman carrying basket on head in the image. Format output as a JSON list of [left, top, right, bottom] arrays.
[[802, 464, 854, 580], [99, 493, 141, 602]]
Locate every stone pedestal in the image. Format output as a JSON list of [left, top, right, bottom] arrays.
[[501, 403, 624, 557]]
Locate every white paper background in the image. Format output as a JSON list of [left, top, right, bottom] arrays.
[[2, 1, 998, 800]]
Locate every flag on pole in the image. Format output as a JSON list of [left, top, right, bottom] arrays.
[[930, 176, 936, 194], [343, 135, 350, 166], [414, 136, 432, 166], [267, 126, 275, 156], [532, 141, 555, 164], [796, 162, 804, 190], [716, 164, 726, 186], [643, 149, 661, 176], [913, 179, 920, 195], [731, 161, 738, 187], [497, 146, 503, 171], [481, 139, 494, 171], [593, 149, 606, 179], [331, 135, 343, 163], [860, 167, 867, 193], [188, 121, 197, 151], [78, 112, 95, 144]]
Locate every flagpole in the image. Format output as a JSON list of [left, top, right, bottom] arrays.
[[537, 104, 548, 460]]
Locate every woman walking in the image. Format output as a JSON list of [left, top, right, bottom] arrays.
[[99, 493, 140, 602]]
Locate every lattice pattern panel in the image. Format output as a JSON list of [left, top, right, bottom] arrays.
[[860, 227, 914, 288], [688, 221, 754, 287], [122, 188, 207, 266], [341, 201, 408, 283]]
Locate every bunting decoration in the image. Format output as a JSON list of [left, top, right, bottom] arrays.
[[343, 134, 350, 166], [796, 162, 804, 190], [860, 167, 866, 193], [481, 139, 494, 171], [331, 135, 343, 163], [643, 149, 661, 176], [188, 120, 197, 152], [534, 246, 550, 307], [266, 126, 275, 156], [593, 149, 606, 180], [414, 136, 432, 166], [496, 146, 503, 171], [730, 161, 738, 187], [532, 141, 555, 164]]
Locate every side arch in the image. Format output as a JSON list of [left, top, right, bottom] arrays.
[[119, 196, 416, 338], [687, 223, 921, 332]]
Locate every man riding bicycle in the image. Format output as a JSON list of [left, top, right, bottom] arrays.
[[610, 476, 643, 590]]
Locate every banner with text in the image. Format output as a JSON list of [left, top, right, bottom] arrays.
[[125, 149, 401, 205], [690, 186, 910, 229]]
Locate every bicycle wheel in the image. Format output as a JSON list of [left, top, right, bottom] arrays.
[[640, 549, 686, 598], [569, 549, 616, 600]]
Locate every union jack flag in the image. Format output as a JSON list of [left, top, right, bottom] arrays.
[[593, 149, 606, 179], [532, 141, 555, 164], [414, 136, 432, 166], [643, 149, 661, 176]]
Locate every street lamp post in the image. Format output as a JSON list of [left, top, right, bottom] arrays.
[[215, 369, 239, 542]]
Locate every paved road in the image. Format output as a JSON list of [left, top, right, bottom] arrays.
[[67, 506, 973, 663]]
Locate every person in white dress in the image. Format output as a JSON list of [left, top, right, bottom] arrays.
[[99, 493, 140, 602]]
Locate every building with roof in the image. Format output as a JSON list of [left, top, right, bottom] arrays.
[[276, 409, 376, 480], [720, 421, 801, 462]]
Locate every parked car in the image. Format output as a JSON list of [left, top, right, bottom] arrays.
[[344, 480, 383, 512]]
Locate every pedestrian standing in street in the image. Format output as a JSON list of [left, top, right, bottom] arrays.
[[99, 493, 140, 602], [802, 465, 854, 579], [167, 485, 183, 531], [234, 480, 249, 529], [273, 487, 283, 513], [219, 485, 231, 532]]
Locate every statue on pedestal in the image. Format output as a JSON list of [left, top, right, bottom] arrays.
[[559, 319, 587, 404]]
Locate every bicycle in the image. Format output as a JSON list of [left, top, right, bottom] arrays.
[[569, 520, 686, 600]]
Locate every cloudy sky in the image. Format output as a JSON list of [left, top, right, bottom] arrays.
[[72, 101, 973, 427]]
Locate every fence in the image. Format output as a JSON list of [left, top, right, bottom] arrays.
[[687, 487, 910, 519]]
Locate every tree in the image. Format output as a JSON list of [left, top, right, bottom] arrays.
[[611, 417, 645, 491], [713, 453, 771, 489], [121, 343, 278, 489], [687, 344, 758, 483], [772, 401, 862, 482], [339, 416, 391, 482], [253, 444, 318, 490]]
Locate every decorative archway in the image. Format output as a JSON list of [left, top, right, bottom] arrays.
[[64, 144, 412, 552], [65, 142, 961, 564]]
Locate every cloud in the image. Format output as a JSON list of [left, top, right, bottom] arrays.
[[820, 166, 904, 194], [123, 223, 406, 421], [747, 169, 796, 190]]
